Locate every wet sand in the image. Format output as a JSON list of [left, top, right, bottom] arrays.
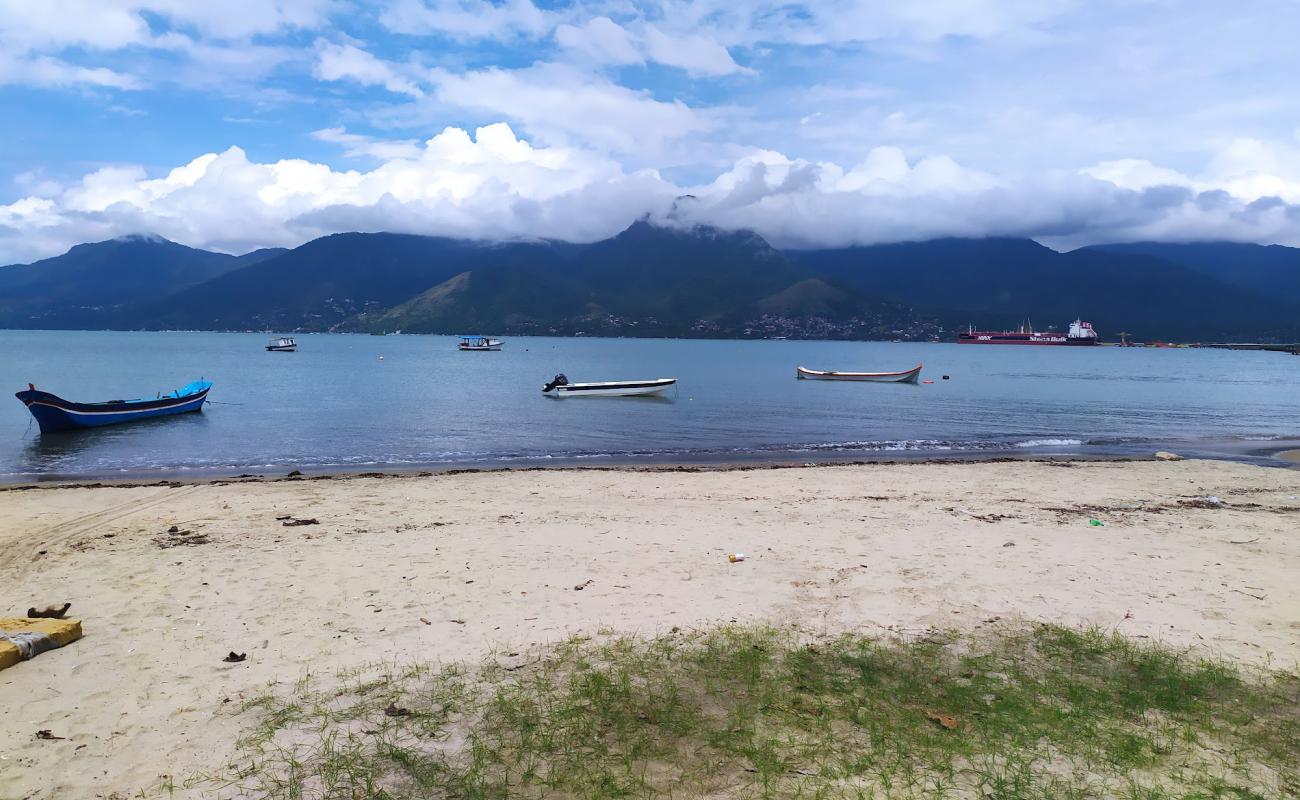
[[2, 458, 1299, 799]]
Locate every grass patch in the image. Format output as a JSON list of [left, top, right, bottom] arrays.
[[202, 624, 1299, 799]]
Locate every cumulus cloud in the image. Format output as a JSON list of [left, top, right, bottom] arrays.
[[1082, 138, 1300, 204], [0, 124, 678, 261], [5, 125, 1300, 265]]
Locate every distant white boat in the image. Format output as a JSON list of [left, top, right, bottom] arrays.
[[459, 335, 502, 351], [796, 364, 922, 383], [542, 374, 676, 397], [266, 336, 297, 352]]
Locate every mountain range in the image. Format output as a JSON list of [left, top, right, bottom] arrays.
[[1, 223, 1297, 341]]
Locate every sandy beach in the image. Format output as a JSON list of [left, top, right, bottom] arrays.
[[2, 458, 1299, 799]]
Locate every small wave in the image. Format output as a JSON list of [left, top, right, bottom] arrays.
[[1014, 438, 1085, 448]]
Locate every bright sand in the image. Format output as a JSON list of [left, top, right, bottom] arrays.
[[2, 459, 1298, 798]]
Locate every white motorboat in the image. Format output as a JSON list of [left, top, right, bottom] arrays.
[[459, 335, 503, 351], [542, 374, 676, 397], [266, 336, 297, 352]]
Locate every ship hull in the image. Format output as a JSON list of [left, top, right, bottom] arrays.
[[957, 334, 1100, 346]]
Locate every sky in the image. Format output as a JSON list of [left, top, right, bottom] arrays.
[[2, 0, 1300, 263]]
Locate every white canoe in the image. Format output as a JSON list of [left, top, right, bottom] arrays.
[[796, 364, 922, 383], [543, 377, 676, 397]]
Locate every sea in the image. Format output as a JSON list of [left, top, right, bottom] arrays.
[[2, 330, 1297, 482]]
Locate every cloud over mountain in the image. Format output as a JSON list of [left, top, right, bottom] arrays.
[[5, 123, 1300, 264]]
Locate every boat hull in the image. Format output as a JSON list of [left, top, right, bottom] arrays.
[[458, 344, 502, 351], [796, 365, 922, 383], [15, 382, 212, 434], [266, 345, 297, 352], [957, 334, 1098, 345], [544, 378, 676, 397]]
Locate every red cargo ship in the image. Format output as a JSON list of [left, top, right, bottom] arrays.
[[958, 319, 1100, 345]]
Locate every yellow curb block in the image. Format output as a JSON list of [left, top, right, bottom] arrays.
[[0, 617, 83, 671]]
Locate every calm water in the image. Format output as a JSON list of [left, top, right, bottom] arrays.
[[2, 330, 1297, 481]]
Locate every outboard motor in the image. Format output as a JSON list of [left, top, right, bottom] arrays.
[[542, 373, 569, 393]]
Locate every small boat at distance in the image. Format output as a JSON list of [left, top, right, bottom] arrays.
[[459, 335, 503, 351], [796, 364, 923, 383], [542, 374, 676, 397], [15, 380, 213, 433], [266, 336, 297, 352]]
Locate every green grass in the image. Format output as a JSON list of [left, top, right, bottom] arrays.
[[200, 624, 1300, 799]]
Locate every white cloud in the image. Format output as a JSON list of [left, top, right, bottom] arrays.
[[380, 0, 553, 40], [0, 0, 332, 91], [5, 125, 1300, 265], [0, 0, 332, 49], [630, 0, 1073, 50], [312, 127, 424, 159], [313, 39, 424, 97], [0, 52, 141, 89], [422, 63, 715, 154], [142, 0, 335, 39], [0, 124, 677, 261], [0, 0, 154, 51], [1083, 138, 1300, 204], [555, 17, 643, 65], [1081, 159, 1195, 193], [641, 25, 749, 76]]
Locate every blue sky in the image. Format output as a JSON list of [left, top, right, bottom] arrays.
[[2, 0, 1299, 262]]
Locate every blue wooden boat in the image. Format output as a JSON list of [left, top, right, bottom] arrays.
[[15, 380, 212, 434]]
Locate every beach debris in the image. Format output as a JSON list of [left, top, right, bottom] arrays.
[[1002, 541, 1016, 547], [419, 617, 431, 625], [222, 651, 247, 663], [35, 730, 65, 741], [573, 579, 594, 590], [960, 510, 1014, 523], [281, 517, 319, 527], [154, 527, 210, 548], [1227, 537, 1260, 545], [923, 710, 959, 730], [1179, 497, 1224, 509], [1232, 588, 1266, 601], [384, 702, 412, 717], [1154, 451, 1183, 461], [287, 470, 303, 477], [449, 619, 466, 625], [26, 603, 71, 619], [728, 552, 746, 563], [1088, 518, 1104, 527]]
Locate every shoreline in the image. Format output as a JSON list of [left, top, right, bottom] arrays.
[[4, 440, 1298, 490]]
